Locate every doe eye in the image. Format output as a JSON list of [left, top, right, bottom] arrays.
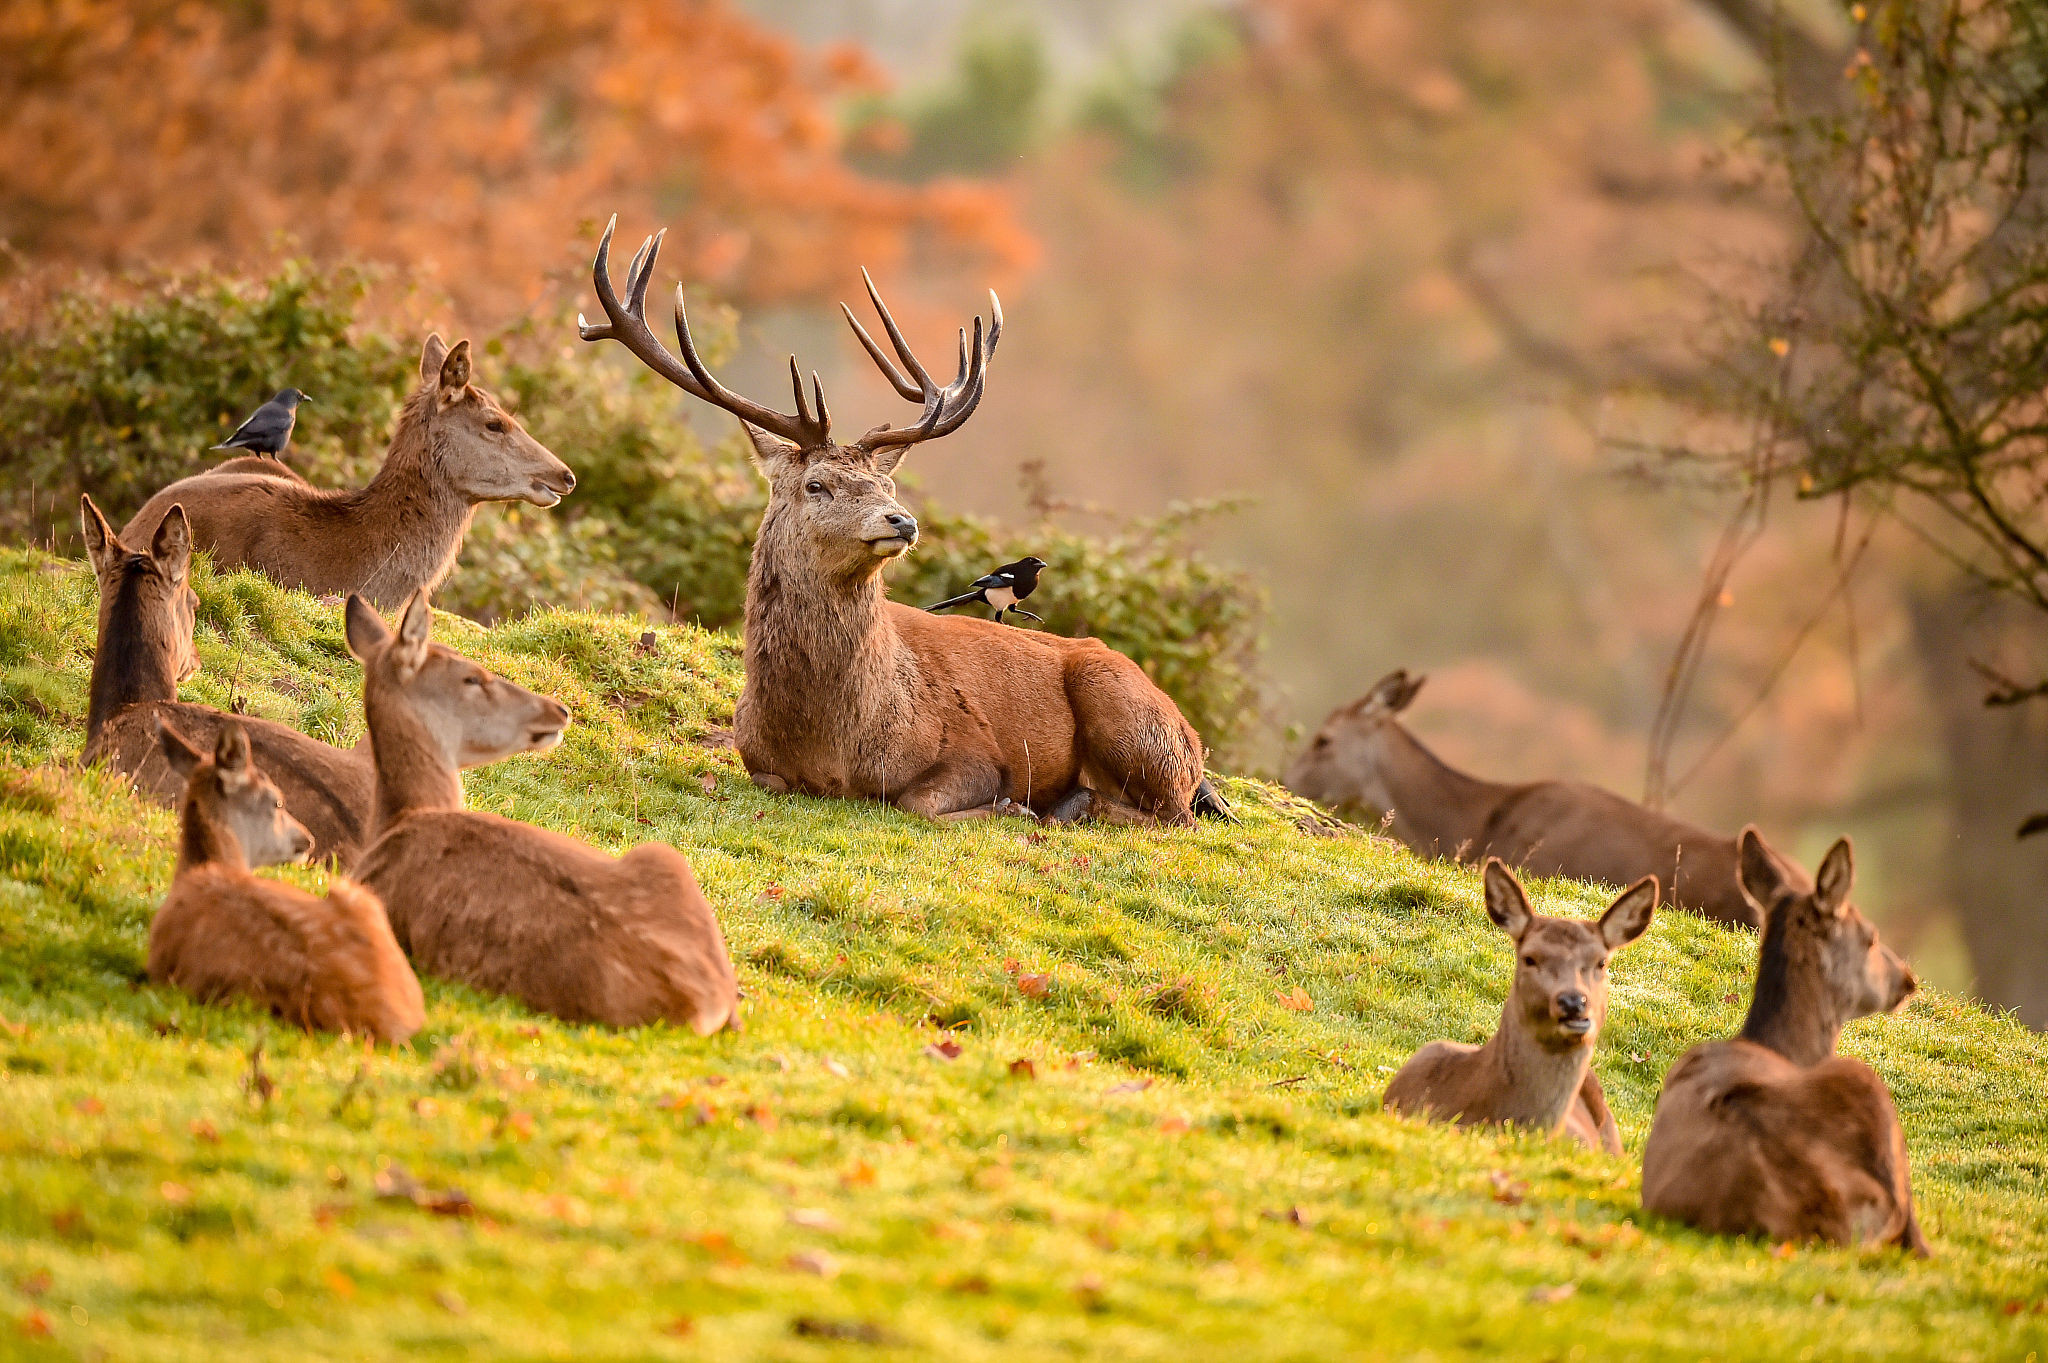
[[486, 419, 506, 433], [465, 675, 484, 687], [805, 480, 827, 495], [1522, 955, 1538, 968]]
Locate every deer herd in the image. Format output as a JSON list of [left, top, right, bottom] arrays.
[[62, 217, 1928, 1258]]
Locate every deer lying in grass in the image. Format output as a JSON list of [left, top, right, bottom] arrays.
[[1383, 860, 1656, 1152], [580, 218, 1220, 824], [77, 494, 375, 864], [150, 718, 423, 1043], [121, 335, 575, 608], [1287, 670, 1785, 927], [345, 591, 739, 1032], [1641, 830, 1927, 1253]]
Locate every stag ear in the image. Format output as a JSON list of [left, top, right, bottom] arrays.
[[419, 333, 450, 383], [1735, 825, 1790, 916], [437, 339, 473, 397], [739, 420, 802, 476], [1814, 836, 1854, 918], [79, 495, 119, 576], [344, 594, 392, 661], [156, 718, 206, 781], [1482, 858, 1533, 940], [151, 505, 192, 584], [1600, 876, 1658, 950], [392, 590, 433, 673]]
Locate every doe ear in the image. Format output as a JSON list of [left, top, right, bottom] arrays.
[[1360, 669, 1425, 716], [438, 339, 472, 395], [343, 594, 392, 660], [393, 590, 433, 670], [419, 332, 449, 383], [79, 494, 119, 576], [213, 720, 252, 776], [1600, 875, 1658, 950], [740, 420, 802, 476], [151, 505, 192, 582], [1482, 858, 1534, 940], [155, 718, 206, 781], [1814, 836, 1854, 917], [1735, 825, 1789, 915]]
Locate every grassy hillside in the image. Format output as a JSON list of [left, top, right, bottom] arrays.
[[0, 547, 2043, 1362]]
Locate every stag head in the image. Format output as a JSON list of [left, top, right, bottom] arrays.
[[578, 216, 1001, 580]]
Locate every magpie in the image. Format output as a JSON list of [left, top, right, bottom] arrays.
[[212, 388, 310, 459], [926, 556, 1047, 624]]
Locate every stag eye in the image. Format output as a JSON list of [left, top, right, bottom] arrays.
[[1314, 734, 1331, 748], [486, 418, 506, 433], [805, 480, 828, 497]]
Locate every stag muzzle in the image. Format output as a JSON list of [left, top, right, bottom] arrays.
[[867, 511, 919, 557]]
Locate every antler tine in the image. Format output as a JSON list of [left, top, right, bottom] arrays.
[[669, 286, 831, 447], [841, 302, 921, 401], [581, 214, 830, 447]]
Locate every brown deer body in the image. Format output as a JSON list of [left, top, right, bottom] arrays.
[[150, 719, 423, 1043], [345, 592, 739, 1032], [121, 336, 574, 608], [77, 494, 375, 864], [1641, 830, 1927, 1253], [1288, 671, 1783, 927], [1383, 861, 1656, 1153], [580, 220, 1216, 824]]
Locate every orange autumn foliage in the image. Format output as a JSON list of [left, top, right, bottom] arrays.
[[0, 0, 1030, 317]]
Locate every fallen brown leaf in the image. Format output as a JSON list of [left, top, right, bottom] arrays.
[[1528, 1283, 1577, 1304], [74, 1097, 104, 1116], [662, 1316, 696, 1337], [17, 1272, 51, 1298], [1488, 1171, 1528, 1206], [1157, 1114, 1191, 1134], [1275, 986, 1314, 1012], [786, 1249, 839, 1278], [1105, 1079, 1152, 1095], [190, 1119, 219, 1143], [435, 1288, 468, 1315], [840, 1160, 877, 1188], [18, 1309, 52, 1338], [924, 1038, 963, 1061], [1007, 1058, 1037, 1080], [1016, 972, 1053, 1000], [325, 1268, 356, 1298], [159, 1181, 193, 1205]]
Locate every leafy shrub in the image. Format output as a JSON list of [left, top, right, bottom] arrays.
[[0, 264, 1271, 756]]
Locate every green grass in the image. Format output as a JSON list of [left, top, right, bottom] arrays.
[[0, 546, 2043, 1361]]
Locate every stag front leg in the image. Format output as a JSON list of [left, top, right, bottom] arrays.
[[891, 760, 1015, 821]]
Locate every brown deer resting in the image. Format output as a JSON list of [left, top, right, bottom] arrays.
[[150, 718, 423, 1043], [120, 335, 576, 608], [1286, 670, 1790, 927], [1641, 830, 1927, 1253], [77, 494, 375, 864], [579, 219, 1219, 825], [1383, 860, 1656, 1153], [345, 592, 739, 1032]]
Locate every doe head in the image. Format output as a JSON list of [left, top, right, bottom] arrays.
[[415, 333, 576, 509], [158, 718, 313, 867], [1483, 858, 1657, 1052], [1285, 669, 1428, 814], [1736, 828, 1916, 1020], [81, 494, 199, 684], [345, 590, 571, 770]]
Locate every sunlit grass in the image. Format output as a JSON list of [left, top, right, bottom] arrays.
[[1, 548, 2043, 1360]]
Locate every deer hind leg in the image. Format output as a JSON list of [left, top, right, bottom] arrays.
[[892, 760, 1006, 820], [1064, 659, 1203, 824]]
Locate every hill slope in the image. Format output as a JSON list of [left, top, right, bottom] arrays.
[[0, 549, 2043, 1361]]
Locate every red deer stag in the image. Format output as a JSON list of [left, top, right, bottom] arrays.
[[1383, 860, 1656, 1153], [345, 591, 740, 1032], [78, 494, 375, 864], [580, 218, 1220, 824], [1641, 829, 1927, 1253], [1287, 670, 1792, 927], [121, 335, 575, 608], [150, 718, 423, 1043]]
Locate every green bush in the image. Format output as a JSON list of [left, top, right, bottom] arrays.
[[0, 264, 1270, 757]]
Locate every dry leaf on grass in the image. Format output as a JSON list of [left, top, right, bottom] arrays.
[[1275, 986, 1314, 1012]]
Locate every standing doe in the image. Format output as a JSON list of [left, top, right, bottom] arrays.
[[150, 718, 423, 1043], [345, 591, 739, 1032], [78, 494, 375, 863], [121, 335, 575, 608], [1383, 860, 1657, 1153], [1288, 670, 1791, 927], [580, 219, 1220, 824], [1641, 829, 1927, 1253]]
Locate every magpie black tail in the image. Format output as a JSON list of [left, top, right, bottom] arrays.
[[1193, 776, 1234, 822], [924, 592, 981, 613]]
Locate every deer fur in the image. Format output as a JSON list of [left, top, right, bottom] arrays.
[[120, 335, 575, 608], [1383, 861, 1656, 1152], [577, 221, 1213, 823], [1287, 670, 1794, 927], [76, 494, 375, 864], [1641, 829, 1927, 1253], [344, 592, 739, 1032], [149, 719, 423, 1043]]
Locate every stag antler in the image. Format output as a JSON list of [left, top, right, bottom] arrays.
[[578, 215, 832, 448], [842, 267, 1002, 455]]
